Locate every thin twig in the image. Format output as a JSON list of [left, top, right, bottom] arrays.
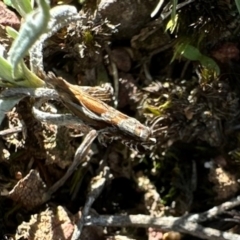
[[160, 0, 195, 21], [186, 195, 240, 223], [42, 130, 98, 202], [0, 127, 22, 136], [71, 142, 112, 199], [105, 45, 119, 108], [71, 167, 109, 240], [151, 0, 165, 18], [143, 62, 153, 82], [111, 61, 119, 108], [82, 196, 240, 240], [1, 85, 113, 101], [32, 105, 91, 133], [0, 87, 58, 99], [180, 60, 191, 79], [84, 214, 239, 240]]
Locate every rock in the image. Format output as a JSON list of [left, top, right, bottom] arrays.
[[97, 0, 158, 39]]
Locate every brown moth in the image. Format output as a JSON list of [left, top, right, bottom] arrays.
[[46, 72, 154, 143]]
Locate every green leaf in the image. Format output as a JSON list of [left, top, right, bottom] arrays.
[[8, 0, 51, 76], [177, 44, 202, 61], [171, 0, 178, 25], [20, 60, 45, 87], [165, 0, 178, 33], [0, 56, 22, 81], [3, 0, 13, 7], [11, 0, 33, 17], [199, 55, 220, 74], [6, 26, 19, 39], [176, 44, 220, 74], [235, 0, 240, 14], [0, 52, 44, 87], [144, 100, 171, 116], [165, 14, 178, 33]]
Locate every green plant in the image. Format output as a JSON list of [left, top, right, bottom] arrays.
[[0, 0, 81, 124], [0, 0, 50, 87], [235, 0, 240, 14], [174, 43, 220, 74]]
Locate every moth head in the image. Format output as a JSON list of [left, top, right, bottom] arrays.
[[118, 118, 155, 143]]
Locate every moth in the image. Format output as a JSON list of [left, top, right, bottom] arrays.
[[46, 72, 155, 147]]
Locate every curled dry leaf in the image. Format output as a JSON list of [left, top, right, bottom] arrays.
[[8, 170, 47, 210]]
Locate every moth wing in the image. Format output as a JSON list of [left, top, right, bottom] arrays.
[[80, 84, 114, 104], [68, 100, 104, 122]]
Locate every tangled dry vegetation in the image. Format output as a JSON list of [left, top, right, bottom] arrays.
[[1, 0, 240, 239]]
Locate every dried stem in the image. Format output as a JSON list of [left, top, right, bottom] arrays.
[[84, 214, 239, 240], [186, 195, 240, 223], [42, 130, 98, 202], [80, 195, 240, 240], [0, 127, 22, 136], [72, 167, 109, 240], [32, 105, 91, 133]]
